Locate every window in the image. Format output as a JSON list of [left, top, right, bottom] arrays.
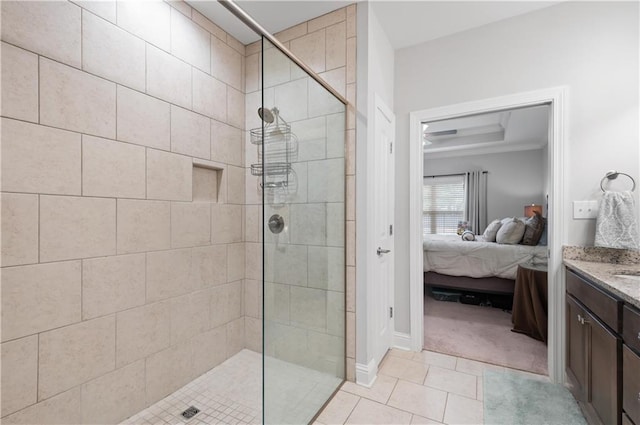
[[423, 174, 465, 236]]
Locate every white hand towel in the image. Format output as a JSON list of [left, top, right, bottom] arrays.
[[594, 190, 639, 249]]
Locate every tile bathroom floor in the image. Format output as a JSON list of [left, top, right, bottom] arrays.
[[315, 348, 549, 425], [120, 350, 262, 425], [121, 348, 547, 425], [119, 349, 343, 425]]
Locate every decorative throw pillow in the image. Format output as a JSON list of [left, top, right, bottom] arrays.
[[482, 219, 503, 242], [496, 218, 526, 244], [461, 230, 476, 241], [521, 212, 546, 246]]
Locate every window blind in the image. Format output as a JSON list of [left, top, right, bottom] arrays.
[[423, 174, 465, 236]]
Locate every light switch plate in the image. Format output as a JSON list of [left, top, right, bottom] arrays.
[[573, 200, 599, 219]]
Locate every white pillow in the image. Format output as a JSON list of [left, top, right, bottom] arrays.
[[482, 219, 503, 242], [496, 218, 526, 244]]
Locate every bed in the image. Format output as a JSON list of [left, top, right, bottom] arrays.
[[423, 234, 548, 294]]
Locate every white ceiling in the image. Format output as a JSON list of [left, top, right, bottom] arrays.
[[188, 1, 352, 45], [371, 1, 560, 50], [423, 104, 549, 159], [190, 1, 560, 49]]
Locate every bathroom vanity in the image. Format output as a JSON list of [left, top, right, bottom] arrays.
[[564, 250, 640, 425]]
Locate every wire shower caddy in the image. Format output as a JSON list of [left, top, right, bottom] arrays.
[[250, 107, 299, 197]]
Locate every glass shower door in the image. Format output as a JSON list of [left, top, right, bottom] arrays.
[[257, 37, 347, 424]]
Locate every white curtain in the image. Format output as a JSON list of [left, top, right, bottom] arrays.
[[465, 171, 488, 234]]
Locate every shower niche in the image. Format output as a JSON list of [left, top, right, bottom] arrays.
[[250, 107, 299, 203]]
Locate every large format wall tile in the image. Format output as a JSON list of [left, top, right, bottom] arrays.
[[1, 336, 38, 417], [1, 1, 81, 67], [146, 248, 193, 302], [209, 281, 242, 328], [211, 35, 242, 91], [40, 58, 116, 138], [1, 193, 38, 267], [146, 44, 192, 109], [1, 118, 81, 195], [82, 135, 146, 199], [40, 196, 116, 262], [226, 165, 245, 205], [290, 286, 327, 332], [1, 261, 81, 342], [170, 290, 210, 345], [146, 149, 192, 201], [117, 199, 171, 254], [170, 8, 210, 73], [170, 106, 211, 159], [193, 244, 227, 287], [116, 86, 171, 150], [145, 343, 193, 405], [227, 243, 245, 283], [170, 202, 211, 248], [116, 301, 171, 368], [191, 326, 226, 376], [326, 22, 347, 70], [1, 387, 81, 425], [211, 204, 242, 244], [38, 316, 116, 400], [82, 11, 145, 92], [116, 0, 170, 51], [80, 360, 146, 425], [0, 42, 38, 122], [193, 69, 227, 122], [74, 0, 116, 23], [82, 254, 146, 320], [227, 87, 245, 129], [290, 29, 326, 74], [211, 120, 242, 166]]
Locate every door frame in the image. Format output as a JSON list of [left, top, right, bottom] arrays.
[[408, 87, 568, 383]]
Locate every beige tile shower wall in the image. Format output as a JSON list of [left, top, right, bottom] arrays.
[[243, 4, 357, 381], [0, 1, 246, 423]]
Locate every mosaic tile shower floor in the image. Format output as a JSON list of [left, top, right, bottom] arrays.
[[120, 350, 261, 425], [119, 349, 342, 425]]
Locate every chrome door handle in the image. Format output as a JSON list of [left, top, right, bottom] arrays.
[[377, 247, 391, 256]]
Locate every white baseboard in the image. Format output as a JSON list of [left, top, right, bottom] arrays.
[[393, 332, 412, 351], [355, 359, 378, 388]]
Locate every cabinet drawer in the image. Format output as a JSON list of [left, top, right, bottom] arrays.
[[566, 270, 622, 333], [623, 344, 640, 425], [624, 305, 640, 353]]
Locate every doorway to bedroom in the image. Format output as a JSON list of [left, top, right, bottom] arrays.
[[420, 103, 551, 376]]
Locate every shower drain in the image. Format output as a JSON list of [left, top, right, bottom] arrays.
[[181, 406, 200, 420]]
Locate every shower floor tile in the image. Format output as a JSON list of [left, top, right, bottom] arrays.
[[120, 350, 262, 425], [119, 349, 343, 425]]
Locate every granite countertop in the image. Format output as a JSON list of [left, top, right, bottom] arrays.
[[563, 246, 640, 309]]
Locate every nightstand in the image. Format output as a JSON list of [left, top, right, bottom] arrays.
[[512, 261, 548, 343]]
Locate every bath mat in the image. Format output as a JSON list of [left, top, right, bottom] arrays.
[[483, 370, 586, 425]]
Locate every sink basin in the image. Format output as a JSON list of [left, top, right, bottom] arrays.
[[613, 273, 640, 282]]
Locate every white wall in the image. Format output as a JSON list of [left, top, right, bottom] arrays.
[[355, 1, 395, 381], [394, 2, 639, 334], [424, 149, 546, 225]]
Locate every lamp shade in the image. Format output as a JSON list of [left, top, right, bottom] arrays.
[[524, 204, 543, 218]]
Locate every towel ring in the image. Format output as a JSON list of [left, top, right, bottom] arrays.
[[600, 170, 636, 192]]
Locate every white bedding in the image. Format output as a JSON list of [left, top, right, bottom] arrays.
[[423, 234, 547, 280]]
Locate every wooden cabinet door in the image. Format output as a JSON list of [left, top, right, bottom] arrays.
[[623, 345, 640, 425], [567, 295, 587, 400], [587, 308, 622, 425]]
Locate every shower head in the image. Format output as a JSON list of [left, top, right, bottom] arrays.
[[258, 107, 274, 124]]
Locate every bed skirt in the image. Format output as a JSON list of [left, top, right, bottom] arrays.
[[424, 271, 515, 295]]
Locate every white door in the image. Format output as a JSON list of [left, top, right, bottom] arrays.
[[373, 95, 395, 364]]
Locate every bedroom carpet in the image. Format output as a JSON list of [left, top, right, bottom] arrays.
[[424, 295, 548, 375], [483, 369, 586, 425]]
